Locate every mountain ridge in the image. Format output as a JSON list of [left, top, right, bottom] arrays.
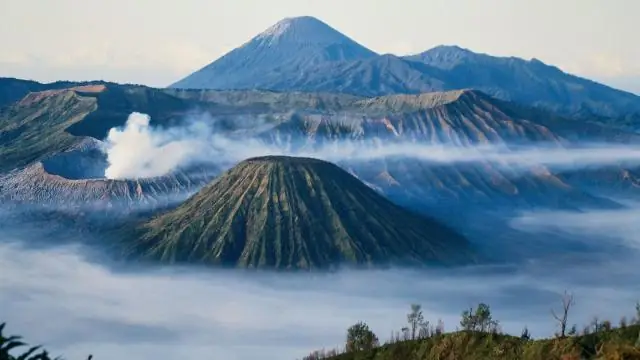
[[2, 82, 638, 216], [170, 16, 640, 117]]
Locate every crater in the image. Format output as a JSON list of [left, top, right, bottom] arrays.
[[41, 148, 108, 180]]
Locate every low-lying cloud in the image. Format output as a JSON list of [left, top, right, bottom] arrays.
[[512, 206, 640, 251], [103, 112, 640, 180], [1, 239, 637, 360]]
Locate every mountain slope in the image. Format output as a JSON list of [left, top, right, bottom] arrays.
[[405, 45, 640, 116], [129, 156, 475, 269], [170, 16, 377, 90], [169, 18, 640, 117]]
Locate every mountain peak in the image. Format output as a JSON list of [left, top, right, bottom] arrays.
[[253, 16, 362, 46], [169, 16, 377, 90], [427, 44, 473, 54], [410, 45, 477, 67]]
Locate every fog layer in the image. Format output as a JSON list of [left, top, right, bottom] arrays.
[[1, 236, 638, 360], [103, 112, 640, 179]]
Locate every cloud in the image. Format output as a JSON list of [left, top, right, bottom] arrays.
[[102, 112, 282, 179], [511, 206, 640, 251], [0, 39, 213, 87], [0, 239, 637, 360], [103, 112, 640, 180]]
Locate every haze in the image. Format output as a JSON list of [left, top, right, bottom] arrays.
[[1, 206, 638, 360], [1, 0, 639, 93]]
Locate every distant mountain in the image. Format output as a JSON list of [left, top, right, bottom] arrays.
[[127, 155, 474, 269], [170, 17, 640, 117], [404, 45, 640, 117], [0, 78, 114, 108], [170, 16, 377, 90]]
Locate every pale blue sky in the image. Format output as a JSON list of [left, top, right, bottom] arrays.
[[1, 0, 639, 93]]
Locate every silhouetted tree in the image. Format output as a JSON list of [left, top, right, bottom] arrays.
[[568, 324, 578, 336], [460, 303, 499, 332], [591, 317, 603, 333], [435, 319, 445, 336], [346, 321, 379, 353], [520, 326, 531, 340], [620, 316, 628, 328], [551, 291, 574, 337], [0, 322, 65, 360], [401, 327, 410, 341], [407, 304, 430, 340]]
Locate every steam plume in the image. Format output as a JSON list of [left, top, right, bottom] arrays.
[[103, 112, 640, 179]]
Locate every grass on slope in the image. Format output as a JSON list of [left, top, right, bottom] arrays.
[[322, 327, 640, 360], [2, 317, 638, 360], [304, 301, 640, 360]]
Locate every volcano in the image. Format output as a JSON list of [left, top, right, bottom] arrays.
[[128, 156, 475, 270]]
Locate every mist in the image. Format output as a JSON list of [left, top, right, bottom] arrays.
[[512, 206, 640, 251], [1, 236, 638, 360], [103, 112, 640, 180]]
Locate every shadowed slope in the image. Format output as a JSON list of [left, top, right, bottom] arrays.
[[131, 156, 474, 270]]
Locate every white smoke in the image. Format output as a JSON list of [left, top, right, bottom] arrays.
[[103, 112, 640, 180], [104, 112, 211, 179]]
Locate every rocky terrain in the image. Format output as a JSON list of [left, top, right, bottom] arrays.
[[2, 83, 639, 214]]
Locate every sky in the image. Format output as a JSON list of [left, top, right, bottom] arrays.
[[1, 0, 639, 93]]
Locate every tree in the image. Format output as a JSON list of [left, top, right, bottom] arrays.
[[346, 321, 379, 353], [434, 319, 445, 336], [551, 290, 574, 337], [620, 316, 628, 328], [591, 317, 602, 333], [568, 325, 578, 336], [635, 302, 640, 324], [407, 304, 429, 340], [520, 326, 531, 340], [460, 303, 499, 332]]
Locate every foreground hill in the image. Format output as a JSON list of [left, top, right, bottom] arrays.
[[325, 326, 640, 360], [128, 156, 474, 269], [170, 16, 640, 117]]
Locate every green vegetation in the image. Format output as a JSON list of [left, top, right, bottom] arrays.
[[129, 156, 474, 269], [0, 322, 91, 360], [302, 298, 640, 360]]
